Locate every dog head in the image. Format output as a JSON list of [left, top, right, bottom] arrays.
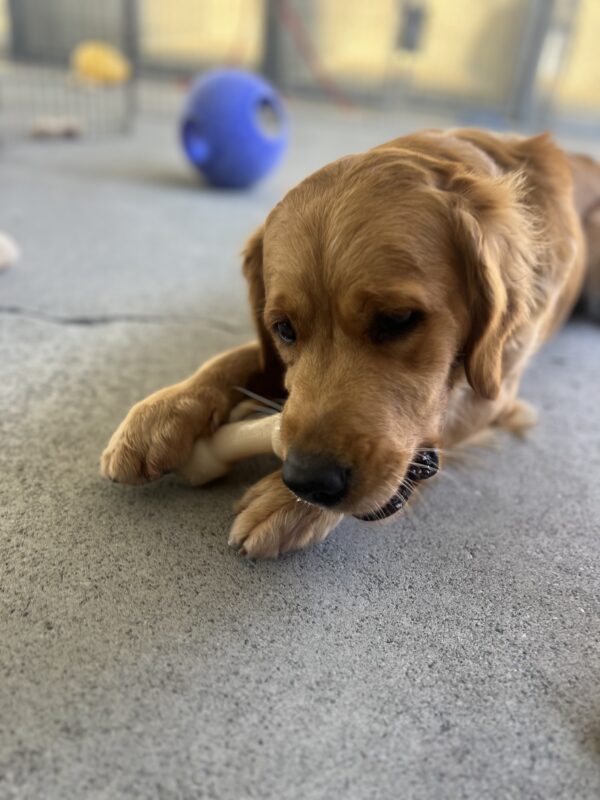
[[243, 139, 535, 518]]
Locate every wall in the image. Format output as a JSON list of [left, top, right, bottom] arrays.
[[318, 0, 528, 105], [552, 0, 600, 111], [140, 0, 263, 67]]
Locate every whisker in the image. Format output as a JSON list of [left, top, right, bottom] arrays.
[[234, 386, 284, 412], [235, 403, 279, 418], [251, 407, 280, 417]]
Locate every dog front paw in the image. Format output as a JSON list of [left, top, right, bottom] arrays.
[[101, 384, 228, 485], [229, 471, 342, 558]]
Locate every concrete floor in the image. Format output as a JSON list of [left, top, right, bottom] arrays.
[[1, 101, 600, 800]]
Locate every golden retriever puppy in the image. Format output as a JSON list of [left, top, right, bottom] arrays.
[[101, 129, 600, 557]]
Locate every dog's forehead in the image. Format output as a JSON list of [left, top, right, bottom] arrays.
[[263, 183, 448, 293]]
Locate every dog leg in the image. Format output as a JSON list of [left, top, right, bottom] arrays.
[[492, 397, 537, 437], [229, 471, 343, 558], [101, 342, 269, 484]]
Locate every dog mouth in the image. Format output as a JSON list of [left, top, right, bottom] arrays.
[[354, 449, 440, 522]]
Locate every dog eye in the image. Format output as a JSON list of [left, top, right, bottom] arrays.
[[274, 318, 296, 345], [370, 310, 423, 343]]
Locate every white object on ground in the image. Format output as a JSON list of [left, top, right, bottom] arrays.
[[178, 412, 283, 486], [0, 232, 20, 271], [30, 116, 83, 139]]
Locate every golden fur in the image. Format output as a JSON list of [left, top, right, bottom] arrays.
[[102, 129, 600, 557]]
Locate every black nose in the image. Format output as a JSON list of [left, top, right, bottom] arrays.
[[282, 450, 350, 507]]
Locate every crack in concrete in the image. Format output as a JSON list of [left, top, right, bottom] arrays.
[[0, 305, 244, 334]]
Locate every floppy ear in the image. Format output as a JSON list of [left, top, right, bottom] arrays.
[[242, 226, 284, 391], [449, 172, 535, 400]]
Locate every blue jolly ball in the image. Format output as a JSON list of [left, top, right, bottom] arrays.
[[180, 68, 289, 189]]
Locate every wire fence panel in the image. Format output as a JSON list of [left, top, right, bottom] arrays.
[[0, 0, 135, 140], [0, 0, 597, 138]]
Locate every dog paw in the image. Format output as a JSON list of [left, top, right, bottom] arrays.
[[228, 471, 343, 558], [494, 397, 537, 437], [101, 384, 228, 485]]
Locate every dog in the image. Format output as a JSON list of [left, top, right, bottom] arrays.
[[101, 128, 600, 557]]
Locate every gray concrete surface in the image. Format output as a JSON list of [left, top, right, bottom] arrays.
[[1, 101, 600, 800]]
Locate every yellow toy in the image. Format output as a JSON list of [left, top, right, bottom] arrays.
[[71, 41, 131, 85]]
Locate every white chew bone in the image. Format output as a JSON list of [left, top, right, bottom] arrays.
[[0, 232, 20, 271], [177, 412, 283, 486]]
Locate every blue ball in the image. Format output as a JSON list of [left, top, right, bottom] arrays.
[[180, 69, 289, 189]]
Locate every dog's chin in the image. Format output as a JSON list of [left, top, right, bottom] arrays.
[[353, 449, 440, 523]]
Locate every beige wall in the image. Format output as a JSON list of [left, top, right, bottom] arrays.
[[552, 0, 600, 111], [141, 0, 264, 66], [319, 0, 528, 104], [0, 0, 598, 118], [18, 0, 588, 113], [139, 0, 530, 104], [0, 0, 8, 52]]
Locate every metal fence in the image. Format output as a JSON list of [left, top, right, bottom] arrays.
[[0, 0, 597, 140], [0, 0, 137, 138]]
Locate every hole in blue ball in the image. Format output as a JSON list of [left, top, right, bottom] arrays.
[[182, 121, 210, 165], [255, 98, 281, 138]]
